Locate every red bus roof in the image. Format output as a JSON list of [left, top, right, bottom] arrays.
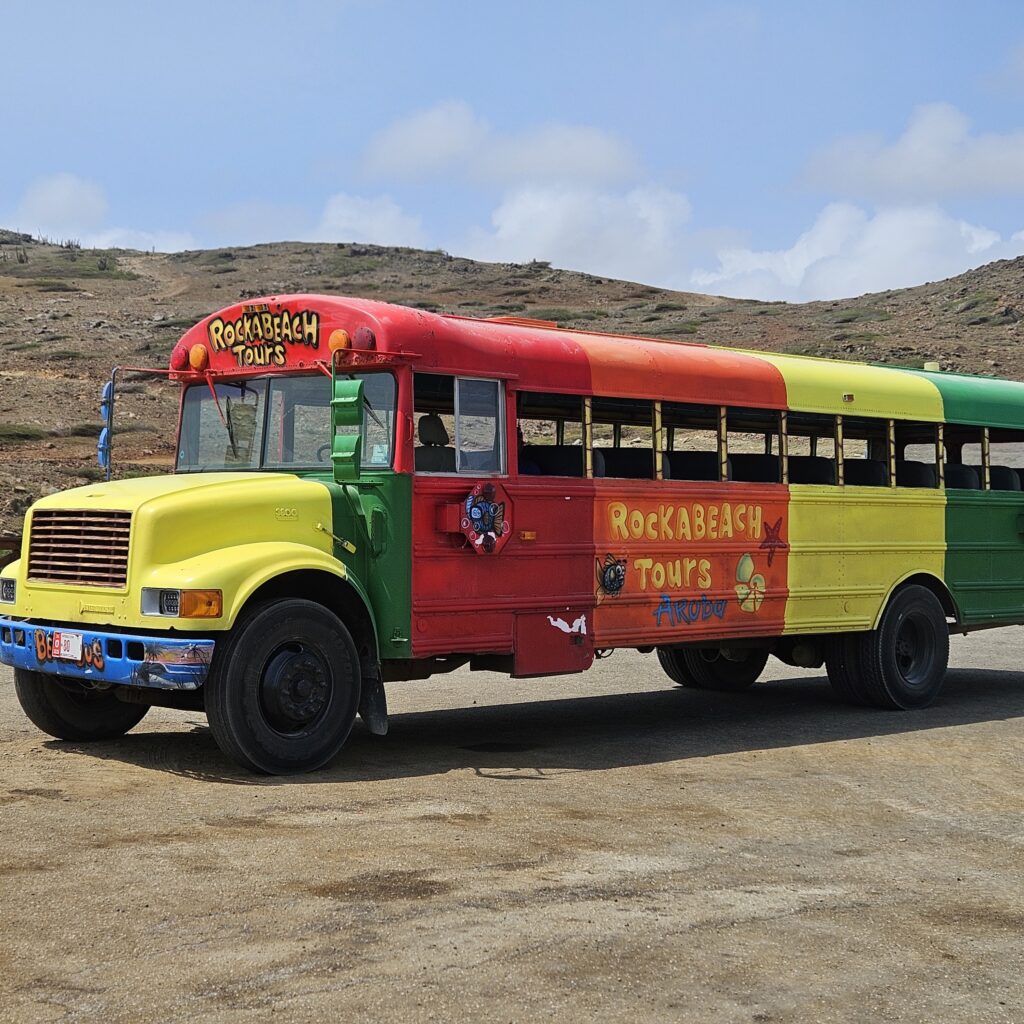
[[171, 294, 788, 410]]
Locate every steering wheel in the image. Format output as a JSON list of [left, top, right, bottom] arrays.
[[316, 443, 332, 463]]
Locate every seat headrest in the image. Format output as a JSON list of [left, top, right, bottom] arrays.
[[418, 413, 449, 447]]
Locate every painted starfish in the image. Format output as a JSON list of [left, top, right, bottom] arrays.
[[759, 516, 787, 567]]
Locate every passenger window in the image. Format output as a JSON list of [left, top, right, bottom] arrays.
[[728, 407, 783, 483], [516, 392, 586, 477], [896, 422, 940, 488], [457, 378, 503, 473], [842, 417, 889, 487], [592, 397, 656, 479], [987, 428, 1024, 491], [945, 426, 984, 490], [787, 413, 837, 486], [664, 402, 721, 481], [413, 373, 504, 475]]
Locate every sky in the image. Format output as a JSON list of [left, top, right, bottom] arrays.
[[4, 0, 1024, 302]]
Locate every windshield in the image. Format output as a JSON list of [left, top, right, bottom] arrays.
[[176, 373, 397, 473]]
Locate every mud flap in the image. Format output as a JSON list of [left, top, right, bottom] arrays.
[[358, 670, 389, 735]]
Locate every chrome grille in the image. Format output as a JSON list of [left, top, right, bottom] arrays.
[[28, 509, 131, 588]]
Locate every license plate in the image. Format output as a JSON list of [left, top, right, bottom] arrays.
[[52, 631, 83, 661]]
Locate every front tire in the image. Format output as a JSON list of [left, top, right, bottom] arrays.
[[205, 599, 361, 774], [14, 668, 149, 741], [679, 647, 769, 691], [855, 585, 949, 709]]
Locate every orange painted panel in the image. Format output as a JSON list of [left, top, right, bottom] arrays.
[[590, 481, 790, 647]]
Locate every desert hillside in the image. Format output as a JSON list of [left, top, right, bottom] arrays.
[[2, 227, 1023, 536]]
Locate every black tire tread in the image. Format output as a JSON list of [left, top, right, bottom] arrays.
[[825, 633, 870, 706], [205, 599, 361, 774], [856, 585, 949, 710], [656, 647, 698, 687], [679, 647, 769, 691], [14, 668, 148, 741]]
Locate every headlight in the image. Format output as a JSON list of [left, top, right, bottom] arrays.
[[0, 578, 14, 604], [142, 588, 222, 618]]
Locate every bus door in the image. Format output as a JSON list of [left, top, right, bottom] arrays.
[[411, 373, 594, 676]]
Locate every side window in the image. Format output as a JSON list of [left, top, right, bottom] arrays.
[[896, 422, 940, 488], [728, 407, 783, 483], [516, 392, 585, 477], [987, 428, 1024, 491], [664, 402, 721, 481], [787, 413, 837, 485], [841, 416, 890, 487], [593, 396, 657, 479], [944, 425, 984, 490], [413, 373, 504, 474], [457, 378, 503, 473]]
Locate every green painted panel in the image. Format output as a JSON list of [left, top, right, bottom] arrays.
[[307, 471, 413, 659], [901, 368, 1024, 429], [944, 489, 1024, 625]]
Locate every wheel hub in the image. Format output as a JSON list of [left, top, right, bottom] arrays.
[[259, 646, 331, 733]]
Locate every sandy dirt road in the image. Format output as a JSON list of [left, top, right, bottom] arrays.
[[1, 632, 1023, 1024]]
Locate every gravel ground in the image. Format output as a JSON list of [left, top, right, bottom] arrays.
[[1, 631, 1023, 1023]]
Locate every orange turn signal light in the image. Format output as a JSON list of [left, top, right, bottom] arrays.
[[180, 589, 223, 618]]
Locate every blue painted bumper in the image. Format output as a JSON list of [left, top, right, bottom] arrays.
[[0, 617, 215, 691]]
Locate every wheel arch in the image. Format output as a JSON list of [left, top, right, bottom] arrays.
[[874, 571, 960, 629], [239, 569, 380, 668]]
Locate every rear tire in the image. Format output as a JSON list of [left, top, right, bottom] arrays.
[[679, 647, 769, 691], [825, 634, 870, 705], [855, 585, 949, 709], [14, 668, 149, 741], [656, 647, 698, 687], [205, 599, 361, 774]]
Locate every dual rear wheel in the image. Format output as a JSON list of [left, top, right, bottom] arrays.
[[658, 585, 950, 709], [825, 585, 949, 709], [657, 645, 769, 692]]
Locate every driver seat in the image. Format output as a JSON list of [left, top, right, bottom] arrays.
[[415, 414, 456, 472]]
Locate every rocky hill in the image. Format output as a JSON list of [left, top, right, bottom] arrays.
[[1, 227, 1023, 536]]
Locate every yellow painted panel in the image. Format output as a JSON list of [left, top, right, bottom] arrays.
[[11, 473, 337, 630], [784, 486, 946, 633], [748, 352, 944, 420]]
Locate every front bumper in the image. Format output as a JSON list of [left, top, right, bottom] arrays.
[[0, 617, 215, 691]]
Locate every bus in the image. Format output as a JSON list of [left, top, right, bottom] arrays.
[[2, 294, 1024, 773]]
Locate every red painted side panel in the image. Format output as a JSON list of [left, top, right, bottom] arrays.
[[410, 477, 598, 662]]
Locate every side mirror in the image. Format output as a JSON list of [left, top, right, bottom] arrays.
[[331, 375, 364, 482], [98, 377, 115, 477], [100, 380, 113, 423], [97, 427, 111, 471]]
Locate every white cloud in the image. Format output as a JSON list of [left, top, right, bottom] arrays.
[[691, 202, 1024, 301], [14, 172, 108, 239], [807, 103, 1024, 200], [9, 173, 195, 251], [363, 100, 639, 187], [315, 192, 426, 247], [460, 185, 692, 285]]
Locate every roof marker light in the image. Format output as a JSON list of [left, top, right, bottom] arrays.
[[169, 345, 189, 371], [329, 329, 351, 353], [353, 326, 376, 349], [189, 344, 209, 371]]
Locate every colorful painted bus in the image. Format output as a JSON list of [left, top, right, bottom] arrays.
[[3, 294, 1024, 773]]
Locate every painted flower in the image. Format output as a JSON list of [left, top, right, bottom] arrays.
[[735, 552, 766, 613]]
